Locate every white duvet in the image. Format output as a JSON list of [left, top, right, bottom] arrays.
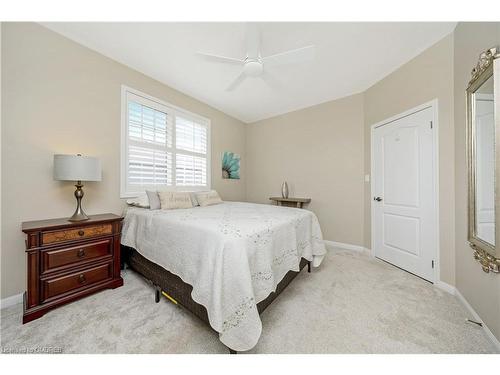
[[121, 201, 326, 351]]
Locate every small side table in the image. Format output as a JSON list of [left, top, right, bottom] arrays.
[[269, 197, 311, 209]]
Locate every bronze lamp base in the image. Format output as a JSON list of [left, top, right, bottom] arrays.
[[68, 181, 89, 222]]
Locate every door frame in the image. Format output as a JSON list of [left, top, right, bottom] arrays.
[[370, 99, 440, 283]]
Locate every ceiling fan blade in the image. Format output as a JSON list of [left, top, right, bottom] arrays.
[[197, 52, 244, 65], [262, 45, 315, 68], [226, 72, 247, 91], [245, 23, 260, 59]]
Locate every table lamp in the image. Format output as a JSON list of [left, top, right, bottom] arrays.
[[53, 154, 102, 221]]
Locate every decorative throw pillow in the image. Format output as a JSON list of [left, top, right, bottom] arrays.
[[195, 190, 223, 207], [158, 191, 193, 210], [126, 194, 149, 208], [146, 190, 161, 210]]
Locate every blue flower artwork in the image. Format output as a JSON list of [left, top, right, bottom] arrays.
[[222, 151, 240, 179]]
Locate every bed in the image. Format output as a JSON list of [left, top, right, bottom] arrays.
[[120, 201, 326, 352]]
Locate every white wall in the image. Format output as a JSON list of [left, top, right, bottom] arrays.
[[245, 94, 365, 245]]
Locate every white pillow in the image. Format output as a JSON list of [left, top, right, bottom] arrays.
[[126, 194, 149, 208], [195, 190, 223, 207], [146, 190, 161, 210], [189, 192, 200, 206], [158, 191, 193, 210]]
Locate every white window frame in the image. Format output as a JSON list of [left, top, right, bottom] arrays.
[[120, 85, 211, 198]]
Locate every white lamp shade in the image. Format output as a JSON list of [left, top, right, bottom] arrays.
[[53, 154, 102, 182]]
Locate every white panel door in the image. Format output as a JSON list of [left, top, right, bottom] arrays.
[[372, 106, 436, 282]]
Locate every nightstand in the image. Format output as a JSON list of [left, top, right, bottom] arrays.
[[269, 197, 311, 208], [21, 214, 124, 323]]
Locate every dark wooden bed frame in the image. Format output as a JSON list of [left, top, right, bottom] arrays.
[[121, 245, 311, 353]]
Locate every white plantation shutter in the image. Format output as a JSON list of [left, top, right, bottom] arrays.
[[128, 145, 172, 186], [176, 153, 207, 186], [128, 101, 172, 147], [175, 115, 208, 186], [176, 116, 208, 154], [122, 88, 210, 197]]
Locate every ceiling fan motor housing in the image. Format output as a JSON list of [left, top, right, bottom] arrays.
[[244, 59, 263, 77]]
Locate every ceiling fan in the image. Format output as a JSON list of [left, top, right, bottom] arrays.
[[197, 24, 315, 91]]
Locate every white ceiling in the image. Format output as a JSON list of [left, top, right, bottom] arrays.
[[41, 22, 456, 123]]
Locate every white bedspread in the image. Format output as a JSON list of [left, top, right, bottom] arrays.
[[121, 201, 326, 351]]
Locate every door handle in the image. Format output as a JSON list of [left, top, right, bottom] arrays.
[[374, 197, 383, 202]]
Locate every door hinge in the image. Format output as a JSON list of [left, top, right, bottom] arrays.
[[432, 260, 435, 268], [430, 121, 433, 129]]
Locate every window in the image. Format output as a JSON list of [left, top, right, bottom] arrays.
[[121, 87, 210, 197]]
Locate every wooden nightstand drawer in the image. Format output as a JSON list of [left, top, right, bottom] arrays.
[[41, 261, 113, 302], [41, 239, 112, 274], [41, 224, 113, 245]]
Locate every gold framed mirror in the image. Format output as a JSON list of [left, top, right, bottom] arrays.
[[466, 47, 500, 273]]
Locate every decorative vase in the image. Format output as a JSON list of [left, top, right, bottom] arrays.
[[281, 181, 289, 199]]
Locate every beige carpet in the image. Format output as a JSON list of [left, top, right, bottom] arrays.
[[1, 248, 497, 354]]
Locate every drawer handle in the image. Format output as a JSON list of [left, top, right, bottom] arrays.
[[78, 230, 85, 236], [78, 274, 86, 284], [77, 249, 85, 258]]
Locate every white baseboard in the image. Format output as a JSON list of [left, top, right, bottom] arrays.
[[434, 281, 499, 352], [434, 280, 456, 295], [1, 292, 23, 309], [454, 288, 500, 352], [324, 240, 371, 255]]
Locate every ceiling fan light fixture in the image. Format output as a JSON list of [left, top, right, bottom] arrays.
[[244, 59, 263, 77]]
